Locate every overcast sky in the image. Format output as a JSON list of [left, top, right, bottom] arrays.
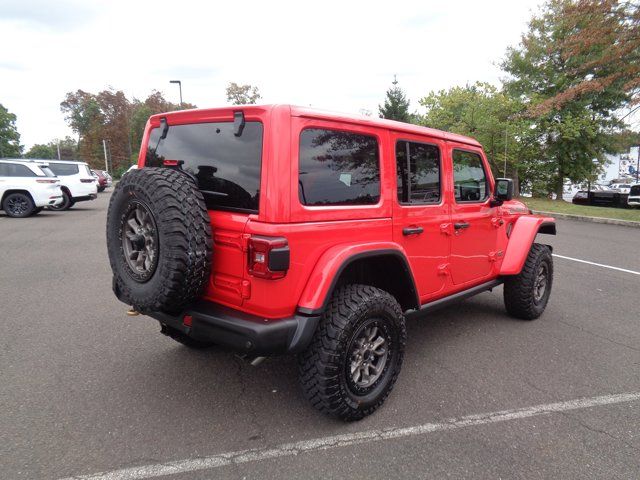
[[0, 0, 547, 149]]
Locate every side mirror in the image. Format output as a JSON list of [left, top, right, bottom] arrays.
[[495, 178, 514, 201]]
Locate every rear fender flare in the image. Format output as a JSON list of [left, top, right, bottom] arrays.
[[297, 242, 419, 315], [500, 216, 556, 276]]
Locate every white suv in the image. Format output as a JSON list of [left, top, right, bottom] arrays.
[[0, 159, 63, 217], [41, 160, 98, 210], [628, 184, 640, 207]]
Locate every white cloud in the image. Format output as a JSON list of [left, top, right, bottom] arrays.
[[0, 0, 542, 149]]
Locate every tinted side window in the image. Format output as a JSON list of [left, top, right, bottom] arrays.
[[49, 163, 80, 176], [146, 122, 263, 212], [298, 129, 380, 206], [0, 163, 37, 177], [453, 150, 488, 202], [396, 141, 441, 204]]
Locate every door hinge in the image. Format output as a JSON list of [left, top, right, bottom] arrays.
[[241, 280, 251, 299], [488, 251, 504, 263], [438, 263, 450, 276], [491, 218, 505, 228]]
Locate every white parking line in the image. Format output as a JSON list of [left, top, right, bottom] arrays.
[[552, 254, 640, 276], [59, 392, 640, 480]]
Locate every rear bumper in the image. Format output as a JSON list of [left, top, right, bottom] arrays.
[[73, 194, 98, 202], [148, 300, 321, 355]]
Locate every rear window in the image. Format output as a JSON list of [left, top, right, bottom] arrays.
[[146, 121, 263, 212], [49, 163, 79, 176], [298, 128, 380, 206], [630, 185, 640, 196]]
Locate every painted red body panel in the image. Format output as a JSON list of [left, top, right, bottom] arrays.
[[500, 215, 556, 275], [138, 104, 554, 321]]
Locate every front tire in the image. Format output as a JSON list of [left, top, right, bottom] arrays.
[[298, 284, 406, 421], [3, 193, 35, 218], [503, 243, 553, 320]]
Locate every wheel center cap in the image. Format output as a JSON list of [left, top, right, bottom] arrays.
[[131, 234, 146, 251]]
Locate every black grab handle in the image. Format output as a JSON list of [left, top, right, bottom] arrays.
[[402, 226, 424, 236]]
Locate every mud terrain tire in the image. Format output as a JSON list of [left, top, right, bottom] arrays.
[[107, 167, 212, 314], [503, 243, 553, 320], [298, 284, 406, 421]]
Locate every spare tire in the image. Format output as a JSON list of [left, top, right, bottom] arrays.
[[106, 167, 213, 314]]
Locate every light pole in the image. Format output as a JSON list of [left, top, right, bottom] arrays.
[[635, 144, 639, 184], [170, 80, 183, 107]]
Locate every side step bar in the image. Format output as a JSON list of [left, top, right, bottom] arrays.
[[410, 279, 503, 317]]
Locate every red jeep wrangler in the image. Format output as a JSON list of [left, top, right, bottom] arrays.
[[107, 105, 555, 420]]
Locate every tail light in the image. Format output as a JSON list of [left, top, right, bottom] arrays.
[[248, 236, 289, 279], [36, 179, 58, 184], [80, 179, 94, 183]]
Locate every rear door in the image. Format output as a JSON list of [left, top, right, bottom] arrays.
[[392, 134, 450, 300], [145, 118, 264, 308], [447, 144, 498, 285]]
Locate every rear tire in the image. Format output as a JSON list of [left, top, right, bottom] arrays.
[[298, 284, 406, 421], [3, 192, 35, 218], [48, 190, 72, 211], [503, 243, 553, 320]]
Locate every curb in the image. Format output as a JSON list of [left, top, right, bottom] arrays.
[[532, 210, 640, 229]]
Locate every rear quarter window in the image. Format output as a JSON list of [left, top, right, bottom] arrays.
[[49, 163, 80, 176], [298, 128, 380, 206], [146, 121, 263, 212]]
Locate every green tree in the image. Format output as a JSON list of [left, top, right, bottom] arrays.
[[501, 0, 640, 198], [24, 137, 78, 160], [0, 103, 23, 158], [418, 83, 529, 180], [379, 76, 412, 123], [226, 82, 261, 105], [129, 91, 193, 160], [61, 88, 196, 171], [24, 143, 56, 159]]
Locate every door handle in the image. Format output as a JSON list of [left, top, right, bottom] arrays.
[[402, 226, 424, 236], [454, 222, 470, 230]]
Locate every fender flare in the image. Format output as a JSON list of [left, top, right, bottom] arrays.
[[297, 242, 419, 315], [500, 216, 556, 276]]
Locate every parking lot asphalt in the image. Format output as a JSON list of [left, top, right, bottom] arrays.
[[1, 194, 639, 479]]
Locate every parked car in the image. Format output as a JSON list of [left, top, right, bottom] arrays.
[[0, 159, 63, 217], [609, 183, 632, 194], [39, 160, 98, 210], [572, 190, 589, 205], [91, 169, 112, 192], [628, 184, 640, 207], [106, 105, 556, 421]]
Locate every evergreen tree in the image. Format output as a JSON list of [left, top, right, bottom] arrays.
[[379, 76, 411, 123]]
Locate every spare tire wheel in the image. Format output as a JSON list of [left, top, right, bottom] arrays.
[[106, 167, 213, 314]]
